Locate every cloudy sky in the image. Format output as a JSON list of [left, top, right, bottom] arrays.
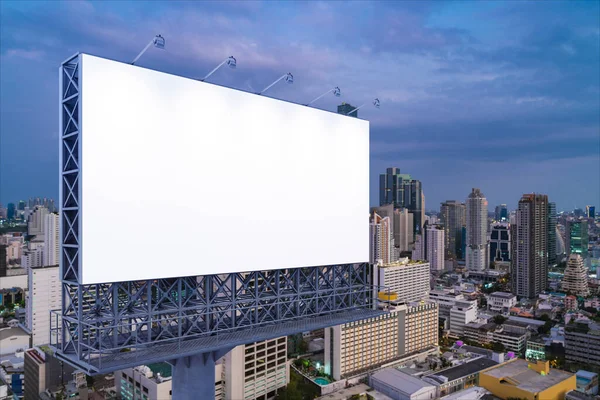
[[1, 1, 598, 211]]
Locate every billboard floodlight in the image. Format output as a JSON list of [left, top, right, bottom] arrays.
[[131, 35, 165, 65], [258, 73, 294, 95], [202, 56, 237, 82], [347, 98, 380, 116], [306, 87, 341, 107]]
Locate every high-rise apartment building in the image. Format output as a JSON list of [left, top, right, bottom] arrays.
[[25, 265, 60, 345], [562, 254, 589, 296], [27, 205, 49, 239], [224, 337, 288, 400], [324, 302, 438, 380], [566, 220, 589, 263], [379, 168, 423, 235], [375, 258, 430, 302], [440, 200, 466, 260], [466, 188, 488, 271], [0, 245, 6, 277], [370, 212, 394, 264], [548, 202, 557, 266], [43, 213, 59, 266], [490, 223, 511, 264], [394, 208, 414, 253], [412, 234, 424, 261], [512, 194, 549, 298], [495, 204, 508, 221], [426, 225, 444, 272], [586, 205, 596, 219]]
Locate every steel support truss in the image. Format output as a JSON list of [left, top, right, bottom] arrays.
[[54, 54, 384, 375]]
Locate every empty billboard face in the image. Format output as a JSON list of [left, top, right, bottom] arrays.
[[77, 54, 369, 284]]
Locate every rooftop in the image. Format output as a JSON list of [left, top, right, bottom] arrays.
[[430, 358, 498, 382], [380, 258, 428, 268], [481, 359, 573, 393], [490, 292, 516, 299], [372, 368, 435, 394]]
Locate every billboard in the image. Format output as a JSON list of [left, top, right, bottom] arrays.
[[77, 54, 369, 284]]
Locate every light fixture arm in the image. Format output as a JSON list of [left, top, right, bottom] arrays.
[[306, 87, 341, 106], [202, 56, 236, 82], [131, 35, 165, 65], [347, 98, 380, 116], [131, 39, 155, 65], [259, 73, 293, 95]]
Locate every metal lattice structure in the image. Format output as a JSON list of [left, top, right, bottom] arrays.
[[53, 53, 383, 375]]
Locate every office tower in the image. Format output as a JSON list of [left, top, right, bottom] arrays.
[[25, 265, 60, 345], [337, 102, 357, 117], [512, 194, 549, 298], [394, 208, 414, 252], [587, 205, 596, 219], [370, 212, 394, 264], [412, 234, 424, 261], [17, 200, 25, 211], [376, 258, 430, 302], [547, 202, 557, 266], [7, 203, 16, 220], [426, 225, 445, 272], [43, 213, 59, 266], [27, 205, 49, 239], [379, 167, 423, 234], [490, 222, 511, 263], [466, 188, 488, 271], [562, 254, 589, 296], [566, 220, 589, 262], [440, 200, 466, 260], [0, 245, 7, 277], [421, 191, 426, 236], [224, 337, 288, 399], [495, 204, 508, 221], [324, 302, 438, 380]]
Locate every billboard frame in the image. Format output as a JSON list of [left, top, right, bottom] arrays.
[[54, 53, 384, 375]]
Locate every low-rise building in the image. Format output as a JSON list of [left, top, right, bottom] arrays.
[[479, 359, 576, 400], [449, 299, 478, 337], [487, 292, 517, 313], [576, 370, 598, 395], [423, 357, 498, 397], [369, 368, 437, 400], [116, 364, 172, 400]]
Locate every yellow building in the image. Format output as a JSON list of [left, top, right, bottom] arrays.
[[479, 359, 576, 400]]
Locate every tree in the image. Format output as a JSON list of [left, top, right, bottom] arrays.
[[538, 314, 551, 322], [4, 302, 13, 311], [86, 374, 94, 387], [491, 341, 506, 353], [493, 315, 507, 325]]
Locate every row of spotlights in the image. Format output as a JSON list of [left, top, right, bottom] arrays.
[[131, 34, 379, 114]]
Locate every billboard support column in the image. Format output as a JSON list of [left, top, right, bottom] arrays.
[[169, 349, 231, 399]]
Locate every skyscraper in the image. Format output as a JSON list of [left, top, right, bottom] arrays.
[[27, 205, 49, 239], [495, 204, 508, 221], [7, 203, 15, 220], [466, 188, 488, 271], [512, 194, 549, 298], [490, 222, 511, 263], [562, 254, 589, 296], [43, 213, 59, 266], [586, 205, 596, 219], [393, 208, 414, 253], [566, 219, 589, 264], [370, 212, 394, 264], [440, 200, 466, 260], [426, 225, 445, 272], [547, 202, 557, 266], [337, 102, 357, 117], [379, 167, 423, 235]]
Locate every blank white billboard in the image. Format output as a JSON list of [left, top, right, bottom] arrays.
[[78, 54, 369, 284]]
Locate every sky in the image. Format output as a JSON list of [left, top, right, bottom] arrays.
[[1, 1, 599, 212]]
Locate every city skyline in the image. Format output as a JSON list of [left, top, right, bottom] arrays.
[[1, 1, 599, 210]]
